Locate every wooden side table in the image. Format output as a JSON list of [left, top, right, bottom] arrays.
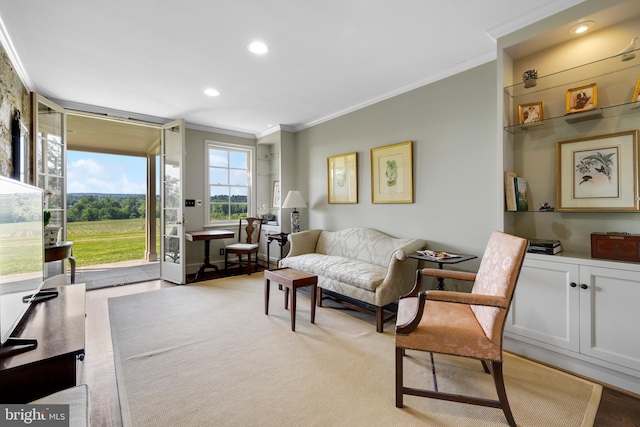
[[266, 232, 289, 268], [264, 268, 317, 331], [408, 252, 477, 291], [45, 241, 76, 284]]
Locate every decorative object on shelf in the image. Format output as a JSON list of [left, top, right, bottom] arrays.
[[527, 238, 561, 255], [557, 130, 639, 211], [632, 77, 640, 103], [616, 36, 638, 61], [327, 152, 358, 204], [591, 232, 640, 262], [522, 69, 538, 88], [282, 190, 307, 233], [370, 141, 413, 204], [518, 101, 544, 125], [43, 226, 61, 246], [272, 181, 280, 208], [566, 83, 597, 114], [538, 202, 555, 212]]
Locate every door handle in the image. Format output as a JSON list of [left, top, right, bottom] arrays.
[[570, 282, 577, 288], [580, 284, 588, 289]]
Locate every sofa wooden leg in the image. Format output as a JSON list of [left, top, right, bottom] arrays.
[[376, 306, 383, 333], [317, 287, 323, 307]]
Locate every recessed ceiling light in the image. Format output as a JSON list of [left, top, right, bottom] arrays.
[[248, 41, 269, 55], [204, 88, 220, 97], [569, 21, 594, 35]]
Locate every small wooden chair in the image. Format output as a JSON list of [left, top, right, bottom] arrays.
[[224, 217, 263, 275], [395, 231, 528, 427]]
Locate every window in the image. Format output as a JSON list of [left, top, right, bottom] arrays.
[[207, 142, 254, 223]]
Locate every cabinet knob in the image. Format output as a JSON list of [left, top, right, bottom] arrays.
[[580, 284, 588, 289], [570, 282, 577, 288]]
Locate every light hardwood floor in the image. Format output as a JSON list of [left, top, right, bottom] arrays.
[[83, 280, 640, 426]]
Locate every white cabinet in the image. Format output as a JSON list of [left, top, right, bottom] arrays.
[[505, 254, 640, 393]]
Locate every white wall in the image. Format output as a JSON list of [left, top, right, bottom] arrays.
[[294, 61, 499, 269]]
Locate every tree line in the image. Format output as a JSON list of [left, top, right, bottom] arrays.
[[67, 194, 154, 222]]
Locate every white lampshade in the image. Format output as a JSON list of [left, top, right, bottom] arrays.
[[282, 191, 307, 209]]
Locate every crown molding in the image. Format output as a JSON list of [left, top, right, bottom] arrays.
[[294, 50, 496, 132], [485, 0, 585, 41], [255, 124, 296, 139], [0, 14, 33, 90]]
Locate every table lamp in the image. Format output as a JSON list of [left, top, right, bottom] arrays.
[[281, 190, 307, 233]]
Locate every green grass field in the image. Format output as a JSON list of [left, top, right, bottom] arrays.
[[67, 218, 157, 267], [1, 218, 158, 276]]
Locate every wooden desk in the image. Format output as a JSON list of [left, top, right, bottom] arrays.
[[408, 252, 477, 291], [45, 241, 76, 284], [0, 283, 86, 403], [185, 229, 235, 281]]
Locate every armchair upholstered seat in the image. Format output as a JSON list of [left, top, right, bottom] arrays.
[[395, 231, 527, 427]]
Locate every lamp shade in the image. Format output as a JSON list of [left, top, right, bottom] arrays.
[[282, 191, 307, 209]]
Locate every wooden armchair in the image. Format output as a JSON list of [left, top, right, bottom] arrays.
[[224, 217, 262, 275], [395, 231, 527, 427]]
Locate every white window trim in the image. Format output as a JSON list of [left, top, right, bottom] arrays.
[[204, 140, 256, 228]]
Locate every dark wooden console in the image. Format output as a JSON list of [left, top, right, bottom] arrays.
[[0, 283, 86, 403]]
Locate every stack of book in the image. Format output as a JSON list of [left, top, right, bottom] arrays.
[[504, 171, 528, 212], [527, 239, 562, 255]]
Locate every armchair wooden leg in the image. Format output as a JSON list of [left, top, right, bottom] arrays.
[[491, 361, 516, 427], [395, 346, 404, 408]]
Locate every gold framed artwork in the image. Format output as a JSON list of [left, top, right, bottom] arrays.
[[518, 101, 544, 125], [327, 152, 358, 204], [556, 130, 639, 211], [370, 141, 413, 204], [272, 181, 280, 207], [632, 77, 640, 103], [566, 83, 597, 114]]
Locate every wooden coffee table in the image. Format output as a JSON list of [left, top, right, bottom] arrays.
[[264, 268, 318, 331]]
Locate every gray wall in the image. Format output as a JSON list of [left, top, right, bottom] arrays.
[[295, 61, 499, 269], [183, 128, 255, 269]]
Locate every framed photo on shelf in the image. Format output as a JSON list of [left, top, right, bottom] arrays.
[[518, 101, 544, 125], [370, 141, 413, 204], [632, 77, 640, 103], [272, 181, 280, 208], [327, 152, 358, 204], [566, 83, 597, 114], [556, 130, 639, 211]]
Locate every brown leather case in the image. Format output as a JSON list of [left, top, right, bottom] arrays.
[[591, 232, 640, 262]]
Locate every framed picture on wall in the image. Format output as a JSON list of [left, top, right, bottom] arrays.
[[370, 141, 413, 204], [632, 77, 640, 103], [566, 83, 597, 114], [556, 130, 639, 211], [327, 152, 358, 204], [518, 101, 544, 125]]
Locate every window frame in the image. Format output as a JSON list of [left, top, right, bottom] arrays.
[[205, 141, 256, 227]]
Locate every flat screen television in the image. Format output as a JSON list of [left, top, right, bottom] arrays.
[[0, 175, 47, 355]]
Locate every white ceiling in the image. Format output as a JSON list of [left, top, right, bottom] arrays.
[[0, 1, 585, 138]]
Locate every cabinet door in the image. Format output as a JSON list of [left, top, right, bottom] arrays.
[[506, 258, 580, 352], [579, 266, 640, 371]]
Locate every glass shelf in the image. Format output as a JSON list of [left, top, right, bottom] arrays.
[[504, 48, 640, 98], [504, 101, 640, 134]]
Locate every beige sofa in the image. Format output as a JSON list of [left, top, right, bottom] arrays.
[[279, 228, 426, 332]]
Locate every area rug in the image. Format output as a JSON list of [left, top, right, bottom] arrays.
[[109, 273, 602, 427]]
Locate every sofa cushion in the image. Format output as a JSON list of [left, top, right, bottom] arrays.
[[280, 253, 387, 291]]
